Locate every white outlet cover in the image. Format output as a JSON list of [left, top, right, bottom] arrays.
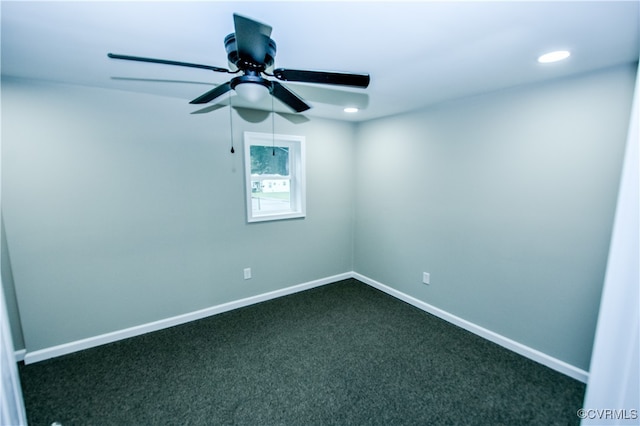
[[423, 272, 430, 284]]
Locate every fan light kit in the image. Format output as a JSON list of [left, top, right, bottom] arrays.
[[537, 50, 571, 63], [234, 81, 270, 103], [108, 13, 370, 113]]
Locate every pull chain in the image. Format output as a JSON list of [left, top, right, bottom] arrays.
[[229, 95, 235, 154], [272, 95, 276, 156]]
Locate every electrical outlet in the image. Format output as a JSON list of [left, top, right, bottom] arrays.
[[244, 268, 252, 280], [422, 272, 430, 285]]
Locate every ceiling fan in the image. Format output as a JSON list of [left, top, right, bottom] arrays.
[[108, 13, 370, 113]]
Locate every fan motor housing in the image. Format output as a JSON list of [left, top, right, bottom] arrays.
[[224, 33, 276, 70]]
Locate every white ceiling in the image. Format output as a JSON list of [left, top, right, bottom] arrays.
[[1, 1, 638, 122]]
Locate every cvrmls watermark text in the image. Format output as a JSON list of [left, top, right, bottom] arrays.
[[577, 408, 638, 420]]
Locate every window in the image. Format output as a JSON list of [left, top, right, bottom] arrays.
[[244, 132, 306, 222]]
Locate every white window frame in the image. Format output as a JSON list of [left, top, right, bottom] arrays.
[[244, 132, 306, 223]]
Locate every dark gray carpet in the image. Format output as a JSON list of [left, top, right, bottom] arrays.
[[19, 279, 585, 425]]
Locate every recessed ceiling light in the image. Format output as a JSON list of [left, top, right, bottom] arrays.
[[344, 107, 359, 113], [537, 50, 571, 64]]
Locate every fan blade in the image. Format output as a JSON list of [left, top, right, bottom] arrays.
[[277, 112, 310, 124], [111, 77, 214, 87], [271, 81, 311, 113], [286, 84, 369, 108], [108, 53, 231, 73], [273, 68, 370, 88], [233, 14, 272, 64], [190, 82, 232, 104], [190, 104, 226, 115]]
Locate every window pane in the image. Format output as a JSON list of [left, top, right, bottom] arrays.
[[250, 145, 289, 175], [250, 145, 292, 214], [244, 132, 305, 223], [251, 178, 291, 213]]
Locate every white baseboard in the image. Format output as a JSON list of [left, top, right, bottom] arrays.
[[13, 349, 26, 362], [352, 272, 589, 383], [21, 271, 590, 384], [23, 272, 351, 365]]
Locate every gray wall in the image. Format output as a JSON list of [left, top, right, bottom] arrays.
[[353, 64, 637, 371], [2, 63, 636, 372], [2, 212, 24, 350], [1, 78, 355, 352]]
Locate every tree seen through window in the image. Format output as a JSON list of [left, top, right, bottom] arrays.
[[250, 146, 289, 175]]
